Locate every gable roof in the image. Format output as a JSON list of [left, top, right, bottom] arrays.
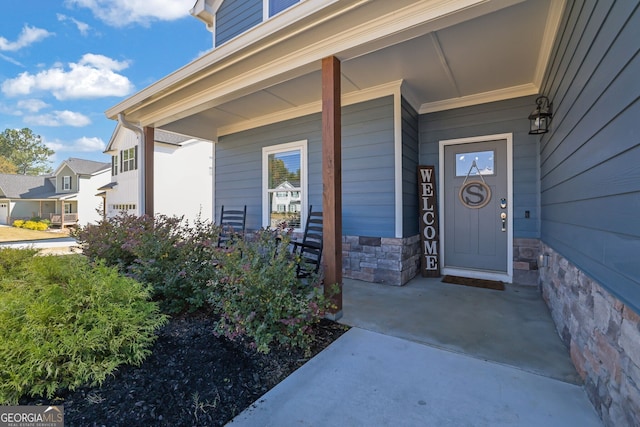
[[55, 158, 111, 176], [0, 174, 56, 199]]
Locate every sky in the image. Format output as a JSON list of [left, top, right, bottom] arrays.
[[0, 0, 213, 169]]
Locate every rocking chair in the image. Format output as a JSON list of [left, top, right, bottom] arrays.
[[217, 205, 247, 247], [290, 207, 323, 278]]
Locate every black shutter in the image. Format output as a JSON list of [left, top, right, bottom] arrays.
[[120, 150, 123, 172], [134, 146, 138, 170]]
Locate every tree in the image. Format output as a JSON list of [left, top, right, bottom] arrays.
[[0, 156, 17, 174], [0, 128, 54, 175]]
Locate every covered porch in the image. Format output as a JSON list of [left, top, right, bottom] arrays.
[[49, 213, 79, 228], [107, 0, 566, 316]]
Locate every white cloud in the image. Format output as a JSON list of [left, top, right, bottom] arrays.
[[57, 13, 91, 36], [65, 0, 193, 27], [0, 52, 24, 66], [17, 99, 50, 113], [1, 53, 134, 100], [75, 136, 106, 151], [24, 110, 92, 127], [0, 102, 21, 116], [0, 25, 54, 52], [46, 136, 105, 152]]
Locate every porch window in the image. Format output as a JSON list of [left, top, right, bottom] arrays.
[[121, 147, 138, 173], [262, 140, 307, 230], [63, 176, 71, 191], [64, 203, 72, 214]]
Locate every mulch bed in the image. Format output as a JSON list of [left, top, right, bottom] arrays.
[[21, 309, 349, 426]]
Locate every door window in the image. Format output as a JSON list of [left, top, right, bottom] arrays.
[[455, 150, 495, 176]]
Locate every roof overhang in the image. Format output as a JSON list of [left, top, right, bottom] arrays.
[[189, 0, 224, 28], [106, 0, 566, 140], [97, 182, 118, 191]]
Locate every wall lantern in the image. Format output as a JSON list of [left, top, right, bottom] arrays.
[[528, 95, 553, 134]]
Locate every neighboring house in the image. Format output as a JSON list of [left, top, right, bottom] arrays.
[[270, 181, 301, 228], [105, 1, 639, 423], [0, 158, 110, 227], [102, 125, 213, 222]]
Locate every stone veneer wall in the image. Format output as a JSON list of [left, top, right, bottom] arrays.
[[539, 244, 640, 427], [342, 236, 541, 286], [513, 238, 541, 286], [342, 235, 420, 286]]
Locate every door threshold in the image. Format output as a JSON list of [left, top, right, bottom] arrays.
[[442, 267, 511, 284]]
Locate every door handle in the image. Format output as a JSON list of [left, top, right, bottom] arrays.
[[500, 212, 507, 232]]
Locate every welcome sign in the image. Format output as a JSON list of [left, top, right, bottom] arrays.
[[418, 166, 440, 277]]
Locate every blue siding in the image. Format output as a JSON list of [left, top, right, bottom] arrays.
[[269, 0, 299, 17], [215, 96, 396, 237], [539, 0, 640, 311], [402, 97, 419, 237], [419, 95, 541, 239], [216, 0, 262, 46]]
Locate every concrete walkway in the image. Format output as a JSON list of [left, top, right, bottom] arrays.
[[228, 277, 603, 426]]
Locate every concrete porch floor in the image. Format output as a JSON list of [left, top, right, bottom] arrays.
[[339, 276, 581, 384], [228, 276, 603, 426]]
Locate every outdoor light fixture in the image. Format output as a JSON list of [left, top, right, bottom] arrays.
[[528, 95, 553, 135]]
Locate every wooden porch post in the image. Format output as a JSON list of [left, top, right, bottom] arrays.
[[322, 56, 343, 318], [144, 126, 154, 216]]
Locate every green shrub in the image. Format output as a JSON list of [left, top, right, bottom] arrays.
[[74, 213, 223, 314], [0, 250, 167, 404], [12, 220, 24, 228], [0, 248, 39, 276], [208, 228, 335, 355]]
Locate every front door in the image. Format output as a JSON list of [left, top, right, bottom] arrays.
[[0, 203, 8, 225], [440, 134, 512, 282]]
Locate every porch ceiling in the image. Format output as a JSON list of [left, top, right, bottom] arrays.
[[108, 0, 563, 140]]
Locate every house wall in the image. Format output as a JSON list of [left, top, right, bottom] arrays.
[[9, 200, 41, 220], [216, 0, 262, 46], [154, 140, 213, 222], [215, 96, 395, 236], [402, 97, 419, 238], [77, 170, 110, 226], [106, 129, 140, 218], [214, 0, 301, 46], [215, 95, 422, 284], [537, 1, 640, 425], [419, 95, 542, 284]]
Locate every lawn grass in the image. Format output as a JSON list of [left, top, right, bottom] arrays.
[[0, 226, 70, 243]]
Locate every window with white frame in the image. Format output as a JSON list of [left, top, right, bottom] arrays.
[[121, 147, 137, 172], [62, 176, 71, 191], [263, 140, 306, 230]]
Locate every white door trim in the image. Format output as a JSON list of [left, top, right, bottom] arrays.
[[438, 133, 513, 283]]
